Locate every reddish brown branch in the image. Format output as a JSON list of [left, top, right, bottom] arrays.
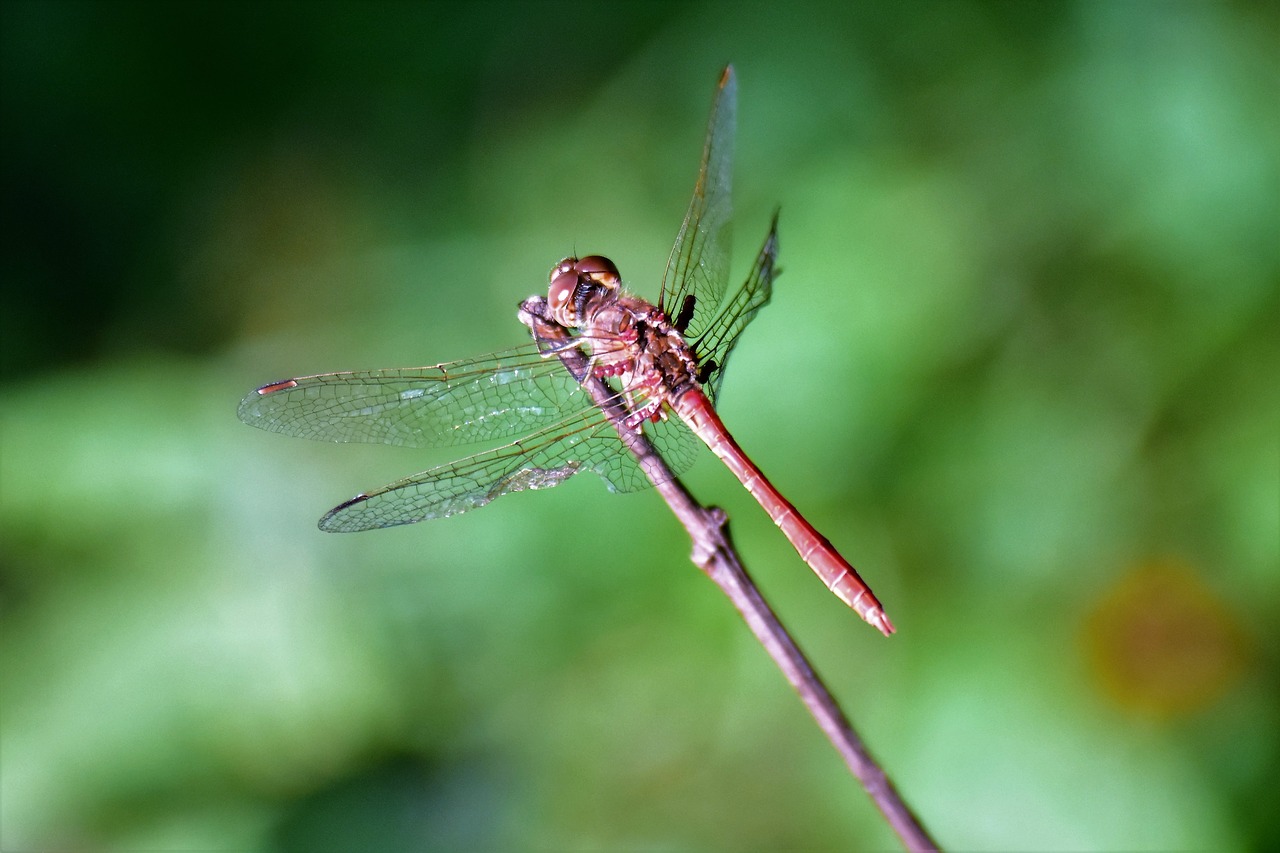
[[520, 297, 939, 852]]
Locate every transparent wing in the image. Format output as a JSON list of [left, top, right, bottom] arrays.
[[693, 211, 779, 402], [241, 323, 703, 532], [658, 65, 735, 339], [236, 344, 584, 448], [319, 393, 701, 532]]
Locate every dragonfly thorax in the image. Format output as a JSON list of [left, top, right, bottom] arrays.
[[547, 255, 621, 327], [543, 253, 704, 421]]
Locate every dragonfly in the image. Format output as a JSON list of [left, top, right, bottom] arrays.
[[238, 66, 894, 636]]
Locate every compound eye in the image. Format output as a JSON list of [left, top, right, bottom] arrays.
[[576, 255, 620, 288], [548, 256, 576, 285], [548, 268, 579, 326]]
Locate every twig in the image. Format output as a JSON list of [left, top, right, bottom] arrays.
[[519, 297, 939, 852]]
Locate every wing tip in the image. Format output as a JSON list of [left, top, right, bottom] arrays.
[[237, 378, 300, 425], [318, 493, 370, 532]]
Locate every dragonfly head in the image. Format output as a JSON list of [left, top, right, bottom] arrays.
[[548, 255, 620, 327]]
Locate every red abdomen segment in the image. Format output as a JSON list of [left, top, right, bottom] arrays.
[[673, 390, 895, 636]]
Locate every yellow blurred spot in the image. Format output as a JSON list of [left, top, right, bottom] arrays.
[[1085, 559, 1246, 718]]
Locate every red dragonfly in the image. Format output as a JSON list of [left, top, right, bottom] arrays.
[[238, 67, 893, 636]]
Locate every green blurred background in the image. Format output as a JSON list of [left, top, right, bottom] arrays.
[[2, 1, 1277, 850]]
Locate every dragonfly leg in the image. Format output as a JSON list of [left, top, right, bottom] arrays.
[[593, 360, 629, 378], [623, 371, 666, 428]]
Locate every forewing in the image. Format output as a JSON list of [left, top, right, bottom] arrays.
[[659, 65, 735, 339], [237, 344, 584, 448]]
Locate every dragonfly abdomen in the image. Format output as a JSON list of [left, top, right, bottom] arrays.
[[672, 389, 894, 636]]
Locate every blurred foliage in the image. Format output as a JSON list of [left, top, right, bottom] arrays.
[[2, 1, 1278, 850]]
